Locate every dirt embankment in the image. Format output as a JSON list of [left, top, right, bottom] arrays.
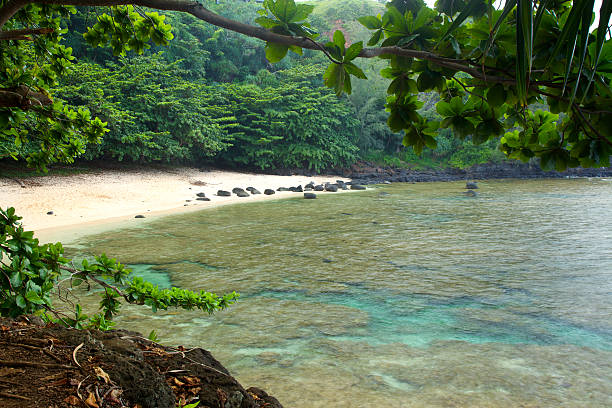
[[0, 317, 282, 408]]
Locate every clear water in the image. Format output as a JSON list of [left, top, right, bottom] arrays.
[[68, 179, 612, 407]]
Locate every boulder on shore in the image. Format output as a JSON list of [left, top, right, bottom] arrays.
[[324, 184, 338, 192], [350, 184, 366, 190], [217, 190, 231, 197], [246, 187, 261, 194], [196, 192, 206, 197], [304, 193, 317, 199], [264, 189, 275, 195], [196, 197, 211, 201], [314, 185, 324, 191]]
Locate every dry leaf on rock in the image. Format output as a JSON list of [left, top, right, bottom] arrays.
[[94, 366, 111, 384], [63, 395, 80, 405], [85, 391, 99, 408]]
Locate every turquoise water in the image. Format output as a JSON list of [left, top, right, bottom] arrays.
[[69, 179, 612, 407]]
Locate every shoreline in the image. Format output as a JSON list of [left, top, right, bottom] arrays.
[[0, 166, 351, 243]]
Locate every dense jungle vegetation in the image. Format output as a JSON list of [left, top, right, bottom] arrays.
[[0, 0, 505, 171]]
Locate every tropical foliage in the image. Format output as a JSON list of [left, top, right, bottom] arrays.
[[0, 207, 238, 328]]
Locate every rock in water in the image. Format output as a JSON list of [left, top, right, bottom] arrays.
[[465, 190, 477, 197], [217, 190, 231, 197], [350, 184, 366, 190], [466, 181, 479, 189], [304, 193, 317, 199], [264, 189, 275, 195]]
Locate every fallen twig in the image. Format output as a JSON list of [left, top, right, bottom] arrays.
[[0, 359, 76, 369], [0, 391, 30, 400], [72, 342, 84, 368]]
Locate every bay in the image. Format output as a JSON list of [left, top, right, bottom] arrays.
[[68, 179, 612, 407]]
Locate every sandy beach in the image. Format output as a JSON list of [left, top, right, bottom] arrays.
[[0, 166, 350, 242]]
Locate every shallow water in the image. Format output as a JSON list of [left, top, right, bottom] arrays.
[[68, 179, 612, 407]]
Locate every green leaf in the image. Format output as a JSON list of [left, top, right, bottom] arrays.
[[441, 0, 486, 41], [367, 29, 383, 46], [344, 62, 367, 79], [290, 4, 314, 22], [25, 290, 44, 304], [333, 30, 346, 50], [358, 16, 382, 29], [482, 0, 516, 58], [487, 84, 507, 107], [15, 295, 26, 309], [255, 16, 282, 29], [516, 0, 534, 105], [265, 42, 289, 63], [344, 42, 363, 61]]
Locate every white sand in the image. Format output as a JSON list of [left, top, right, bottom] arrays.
[[0, 166, 350, 243]]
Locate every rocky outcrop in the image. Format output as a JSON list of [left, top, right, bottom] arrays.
[[0, 317, 282, 408], [345, 161, 612, 185]]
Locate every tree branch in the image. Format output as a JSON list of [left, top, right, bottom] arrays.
[[0, 27, 53, 40], [0, 0, 515, 85], [0, 85, 52, 109]]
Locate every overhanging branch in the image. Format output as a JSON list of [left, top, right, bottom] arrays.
[[0, 0, 515, 85]]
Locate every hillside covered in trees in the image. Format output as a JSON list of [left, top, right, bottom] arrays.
[[1, 0, 506, 171]]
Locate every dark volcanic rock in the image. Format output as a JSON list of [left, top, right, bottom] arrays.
[[465, 190, 477, 197], [324, 184, 338, 192], [0, 317, 282, 408], [196, 192, 206, 197], [196, 197, 211, 201], [314, 184, 324, 191], [304, 193, 317, 199], [232, 187, 244, 194], [46, 211, 53, 215], [466, 181, 478, 189], [264, 189, 275, 195], [246, 187, 261, 194], [217, 190, 231, 197], [134, 215, 145, 218], [236, 190, 250, 198], [350, 184, 366, 190], [277, 187, 291, 192]]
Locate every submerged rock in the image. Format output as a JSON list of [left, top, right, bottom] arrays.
[[350, 184, 366, 190], [466, 181, 479, 189], [465, 190, 477, 197]]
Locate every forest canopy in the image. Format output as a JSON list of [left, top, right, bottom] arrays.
[[0, 0, 611, 172]]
